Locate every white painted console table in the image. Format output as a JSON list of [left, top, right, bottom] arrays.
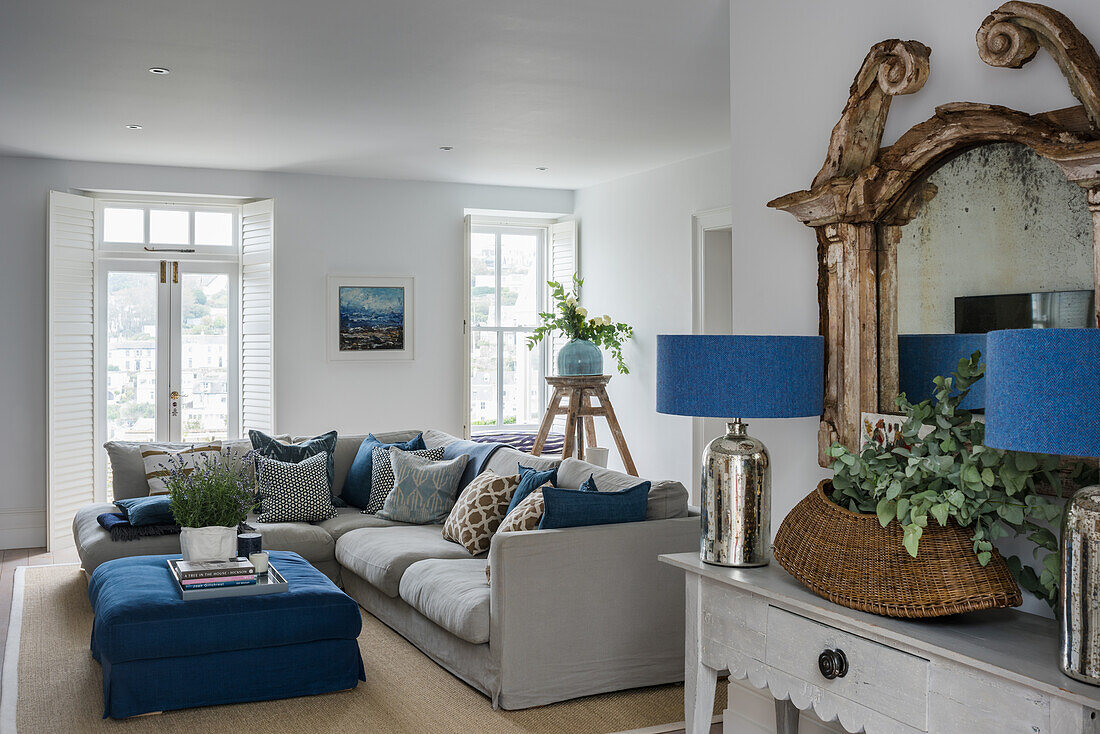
[[660, 552, 1100, 734]]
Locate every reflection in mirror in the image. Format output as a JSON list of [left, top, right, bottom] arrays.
[[895, 143, 1095, 405]]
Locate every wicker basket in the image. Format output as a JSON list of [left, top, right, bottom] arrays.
[[773, 481, 1022, 618]]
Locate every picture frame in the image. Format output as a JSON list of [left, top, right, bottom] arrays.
[[326, 276, 414, 362]]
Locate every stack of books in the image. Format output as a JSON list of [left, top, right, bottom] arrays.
[[170, 558, 257, 590]]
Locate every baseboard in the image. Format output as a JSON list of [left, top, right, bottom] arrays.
[[0, 565, 26, 733], [725, 679, 843, 734], [0, 510, 45, 550]]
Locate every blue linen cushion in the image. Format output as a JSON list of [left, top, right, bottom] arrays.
[[342, 432, 426, 508], [539, 481, 651, 530], [114, 495, 175, 526], [579, 474, 599, 492], [506, 463, 558, 516], [250, 430, 344, 506], [377, 450, 469, 524]]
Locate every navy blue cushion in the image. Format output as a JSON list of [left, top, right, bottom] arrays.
[[579, 474, 599, 493], [342, 433, 426, 508], [539, 481, 651, 529], [88, 551, 362, 664], [506, 463, 558, 516], [114, 496, 175, 526], [250, 430, 344, 506]]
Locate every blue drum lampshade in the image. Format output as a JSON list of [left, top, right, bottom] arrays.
[[656, 335, 824, 418], [898, 333, 986, 410], [984, 328, 1100, 458]]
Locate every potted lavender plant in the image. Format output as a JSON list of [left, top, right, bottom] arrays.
[[163, 449, 257, 561]]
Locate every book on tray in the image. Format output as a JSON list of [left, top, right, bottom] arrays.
[[169, 557, 258, 587]]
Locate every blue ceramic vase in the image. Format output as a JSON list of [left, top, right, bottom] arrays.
[[557, 339, 603, 376]]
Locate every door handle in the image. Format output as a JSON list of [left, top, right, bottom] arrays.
[[170, 391, 181, 400]]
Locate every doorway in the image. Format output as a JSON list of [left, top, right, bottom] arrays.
[[690, 207, 733, 504]]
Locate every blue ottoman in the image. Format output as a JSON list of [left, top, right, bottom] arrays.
[[88, 551, 364, 718]]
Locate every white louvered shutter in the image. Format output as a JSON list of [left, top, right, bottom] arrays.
[[240, 199, 275, 434], [548, 219, 579, 371], [48, 191, 96, 551]]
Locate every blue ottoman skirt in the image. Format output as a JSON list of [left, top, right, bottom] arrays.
[[88, 551, 365, 719]]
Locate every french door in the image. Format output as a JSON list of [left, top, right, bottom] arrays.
[[98, 257, 239, 469]]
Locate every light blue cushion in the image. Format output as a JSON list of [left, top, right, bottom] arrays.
[[506, 463, 558, 516], [377, 450, 469, 524], [114, 496, 175, 526], [539, 481, 650, 530], [342, 433, 425, 509]]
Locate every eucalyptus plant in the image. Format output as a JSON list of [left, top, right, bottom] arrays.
[[526, 274, 634, 374], [826, 353, 1065, 607]]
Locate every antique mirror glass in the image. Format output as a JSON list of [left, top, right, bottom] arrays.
[[893, 142, 1095, 408]]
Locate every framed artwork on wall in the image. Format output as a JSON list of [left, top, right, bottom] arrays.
[[326, 275, 414, 361]]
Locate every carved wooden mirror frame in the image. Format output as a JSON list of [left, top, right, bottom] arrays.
[[769, 1, 1100, 466]]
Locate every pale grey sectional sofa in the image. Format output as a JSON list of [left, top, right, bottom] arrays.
[[73, 428, 699, 709]]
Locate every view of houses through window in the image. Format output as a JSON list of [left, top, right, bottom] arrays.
[[469, 225, 546, 431]]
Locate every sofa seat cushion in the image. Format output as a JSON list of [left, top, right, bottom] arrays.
[[315, 507, 406, 541], [399, 559, 490, 645], [335, 525, 474, 598], [243, 511, 335, 566]]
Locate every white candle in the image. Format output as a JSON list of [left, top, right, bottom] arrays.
[[250, 551, 269, 574]]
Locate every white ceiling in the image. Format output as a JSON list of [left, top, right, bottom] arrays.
[[0, 0, 730, 189]]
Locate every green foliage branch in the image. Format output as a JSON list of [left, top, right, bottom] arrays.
[[165, 450, 257, 529], [526, 274, 634, 374], [826, 353, 1065, 607]]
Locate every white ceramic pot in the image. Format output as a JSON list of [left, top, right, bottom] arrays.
[[179, 525, 238, 561]]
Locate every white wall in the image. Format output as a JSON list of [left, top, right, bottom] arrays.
[[573, 149, 732, 484], [0, 154, 570, 548]]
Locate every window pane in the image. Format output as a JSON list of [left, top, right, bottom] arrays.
[[500, 233, 539, 327], [106, 272, 158, 444], [470, 331, 498, 428], [181, 273, 230, 442], [194, 211, 233, 246], [103, 208, 144, 243], [502, 331, 540, 426], [470, 232, 497, 327], [150, 209, 190, 244]]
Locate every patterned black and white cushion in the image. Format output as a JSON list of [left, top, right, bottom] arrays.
[[256, 452, 338, 523], [363, 445, 445, 514]]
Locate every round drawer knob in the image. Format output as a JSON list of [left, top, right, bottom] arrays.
[[818, 648, 848, 680]]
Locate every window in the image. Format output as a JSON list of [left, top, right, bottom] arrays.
[[468, 225, 547, 431]]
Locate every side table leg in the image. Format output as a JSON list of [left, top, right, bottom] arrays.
[[775, 698, 800, 734], [685, 575, 718, 734]]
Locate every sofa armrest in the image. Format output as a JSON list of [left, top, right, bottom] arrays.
[[487, 516, 699, 708]]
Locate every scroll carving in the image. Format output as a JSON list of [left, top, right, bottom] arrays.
[[813, 40, 931, 188], [977, 1, 1100, 131]]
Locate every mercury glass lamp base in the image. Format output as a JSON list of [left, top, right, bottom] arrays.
[[699, 420, 771, 567]]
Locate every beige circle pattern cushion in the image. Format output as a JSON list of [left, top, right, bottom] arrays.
[[442, 471, 521, 554], [497, 486, 547, 533]]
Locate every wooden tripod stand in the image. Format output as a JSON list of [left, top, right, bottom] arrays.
[[531, 375, 638, 476]]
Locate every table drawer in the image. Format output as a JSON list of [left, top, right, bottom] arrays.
[[765, 605, 930, 730]]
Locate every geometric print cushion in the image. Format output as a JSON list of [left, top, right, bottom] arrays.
[[255, 452, 338, 523], [442, 471, 521, 554], [377, 449, 469, 525], [141, 442, 222, 495], [498, 486, 548, 533], [363, 445, 445, 515]]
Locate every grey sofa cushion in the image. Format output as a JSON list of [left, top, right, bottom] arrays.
[[399, 559, 490, 645], [483, 446, 560, 478], [555, 458, 689, 520], [336, 525, 473, 598], [315, 506, 405, 541], [243, 510, 335, 564]]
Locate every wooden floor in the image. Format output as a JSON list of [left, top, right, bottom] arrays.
[[0, 546, 80, 671]]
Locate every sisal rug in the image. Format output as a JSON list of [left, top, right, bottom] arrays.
[[2, 565, 726, 733]]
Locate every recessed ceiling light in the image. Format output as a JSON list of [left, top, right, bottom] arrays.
[[439, 146, 454, 151], [148, 67, 171, 75], [535, 166, 549, 171], [124, 124, 143, 130]]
